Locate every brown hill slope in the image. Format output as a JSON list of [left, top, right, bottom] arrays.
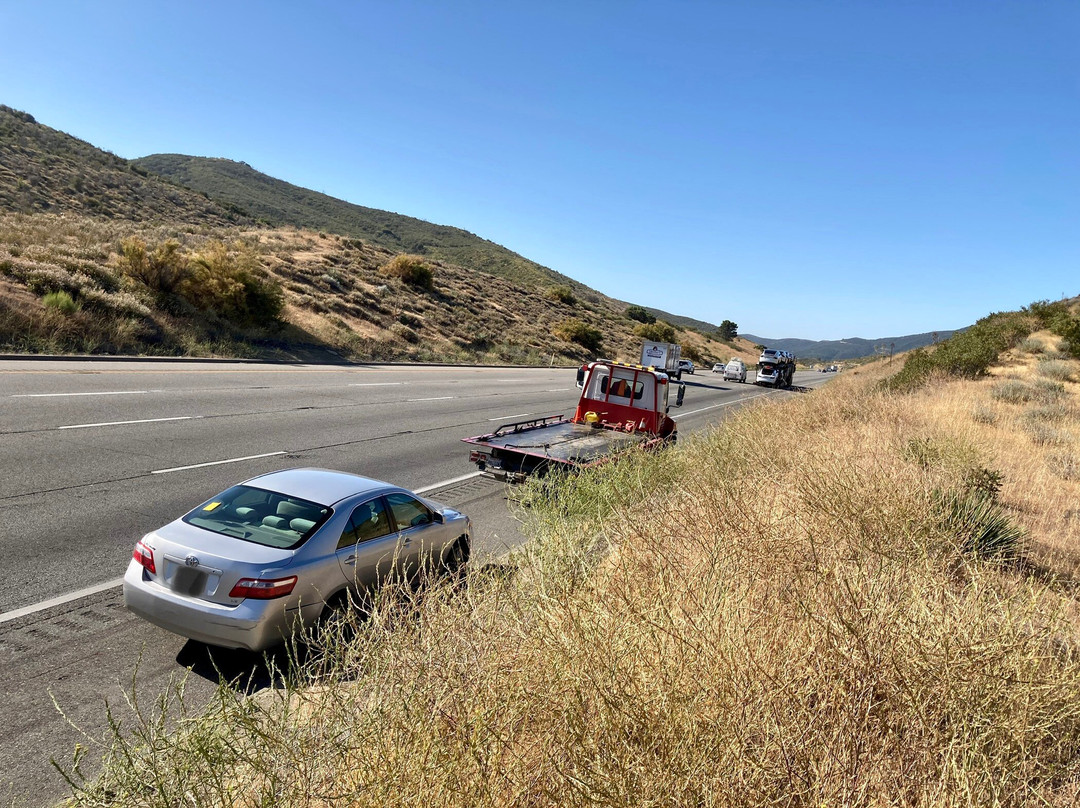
[[0, 105, 752, 364], [0, 211, 751, 365], [0, 105, 249, 226]]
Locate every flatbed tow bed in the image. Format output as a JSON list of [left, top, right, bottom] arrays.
[[464, 361, 684, 481]]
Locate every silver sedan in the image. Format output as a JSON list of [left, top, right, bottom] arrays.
[[123, 468, 471, 651]]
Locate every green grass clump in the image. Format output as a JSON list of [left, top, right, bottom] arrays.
[[42, 289, 79, 314], [934, 488, 1024, 559], [1019, 337, 1045, 353]]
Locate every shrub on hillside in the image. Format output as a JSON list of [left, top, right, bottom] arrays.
[[990, 380, 1035, 404], [1037, 359, 1076, 382], [634, 321, 677, 343], [553, 318, 603, 352], [1052, 316, 1080, 359], [681, 344, 703, 363], [625, 304, 654, 324], [885, 311, 1033, 391], [42, 290, 79, 315], [381, 254, 434, 291], [180, 241, 283, 327], [546, 285, 577, 305], [115, 237, 189, 296]]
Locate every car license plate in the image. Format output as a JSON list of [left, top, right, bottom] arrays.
[[166, 560, 207, 596]]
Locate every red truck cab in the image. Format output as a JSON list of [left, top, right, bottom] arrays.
[[574, 361, 681, 439]]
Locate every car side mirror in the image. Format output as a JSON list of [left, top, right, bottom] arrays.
[[675, 384, 685, 407], [431, 510, 444, 524]]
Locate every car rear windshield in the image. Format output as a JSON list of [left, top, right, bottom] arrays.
[[182, 485, 333, 549]]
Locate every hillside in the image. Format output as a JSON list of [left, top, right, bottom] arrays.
[[133, 154, 584, 292], [741, 329, 958, 362], [1, 106, 758, 365], [0, 106, 248, 227], [132, 154, 704, 333]]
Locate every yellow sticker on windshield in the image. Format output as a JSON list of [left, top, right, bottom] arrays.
[[203, 501, 222, 511]]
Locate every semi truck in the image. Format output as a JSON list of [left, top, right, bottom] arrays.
[[464, 360, 685, 481], [640, 341, 683, 380], [754, 348, 796, 388]]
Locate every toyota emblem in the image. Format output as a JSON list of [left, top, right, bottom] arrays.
[[185, 555, 200, 568]]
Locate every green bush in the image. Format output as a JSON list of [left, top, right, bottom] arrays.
[[885, 311, 1033, 391], [42, 290, 79, 315], [680, 343, 703, 363], [181, 241, 283, 326], [381, 254, 434, 291], [1025, 299, 1070, 329], [546, 285, 577, 305], [1019, 338, 1045, 354], [625, 304, 655, 324], [553, 318, 603, 352], [634, 321, 677, 344], [116, 237, 189, 296]]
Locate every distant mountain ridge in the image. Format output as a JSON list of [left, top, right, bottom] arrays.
[[740, 331, 958, 362]]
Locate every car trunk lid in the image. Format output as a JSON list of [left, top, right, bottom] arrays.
[[143, 520, 296, 605]]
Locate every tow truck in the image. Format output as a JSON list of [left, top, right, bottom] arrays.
[[464, 360, 685, 480]]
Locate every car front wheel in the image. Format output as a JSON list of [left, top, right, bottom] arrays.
[[441, 537, 471, 577]]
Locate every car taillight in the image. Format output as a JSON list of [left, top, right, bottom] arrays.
[[228, 576, 298, 600], [133, 540, 156, 574]]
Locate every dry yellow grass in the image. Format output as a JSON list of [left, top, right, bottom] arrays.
[[65, 343, 1080, 807]]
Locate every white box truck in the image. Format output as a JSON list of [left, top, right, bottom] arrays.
[[640, 341, 683, 379]]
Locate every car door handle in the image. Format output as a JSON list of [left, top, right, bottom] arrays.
[[343, 555, 357, 565]]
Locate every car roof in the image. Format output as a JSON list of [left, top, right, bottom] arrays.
[[241, 467, 397, 506]]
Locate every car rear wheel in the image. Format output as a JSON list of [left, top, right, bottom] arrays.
[[313, 591, 363, 647]]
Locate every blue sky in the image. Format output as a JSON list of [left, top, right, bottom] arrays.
[[2, 1, 1077, 340]]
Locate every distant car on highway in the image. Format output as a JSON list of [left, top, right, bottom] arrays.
[[723, 358, 747, 383], [124, 468, 471, 651], [677, 359, 695, 375], [711, 362, 725, 373]]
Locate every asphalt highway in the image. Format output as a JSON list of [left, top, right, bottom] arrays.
[[0, 358, 828, 806]]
